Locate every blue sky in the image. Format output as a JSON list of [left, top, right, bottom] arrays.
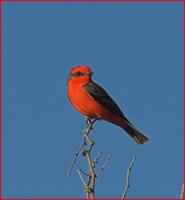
[[2, 2, 183, 198]]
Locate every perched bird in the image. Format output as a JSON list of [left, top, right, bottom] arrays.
[[67, 65, 149, 145]]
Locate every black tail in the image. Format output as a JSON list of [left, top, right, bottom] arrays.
[[123, 123, 149, 145]]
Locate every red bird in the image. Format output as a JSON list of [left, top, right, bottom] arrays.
[[67, 65, 149, 145]]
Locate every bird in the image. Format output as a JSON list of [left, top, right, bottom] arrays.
[[67, 65, 149, 145]]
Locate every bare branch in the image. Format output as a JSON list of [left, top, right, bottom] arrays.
[[67, 141, 85, 176], [83, 119, 96, 151], [77, 169, 86, 187], [121, 155, 137, 199], [67, 118, 96, 176], [94, 151, 103, 164], [70, 118, 110, 199], [96, 154, 111, 177], [78, 168, 89, 177], [180, 183, 184, 199], [83, 132, 96, 199]]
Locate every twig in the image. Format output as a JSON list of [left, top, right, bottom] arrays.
[[121, 155, 137, 199], [77, 169, 86, 187], [180, 183, 184, 199], [96, 154, 111, 177], [67, 118, 96, 176], [94, 152, 103, 163], [67, 141, 85, 176], [70, 118, 110, 199], [79, 168, 89, 177], [83, 119, 96, 151], [83, 131, 96, 199]]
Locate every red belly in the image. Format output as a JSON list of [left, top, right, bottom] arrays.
[[68, 83, 103, 119]]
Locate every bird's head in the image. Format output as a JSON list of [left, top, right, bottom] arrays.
[[67, 65, 94, 85]]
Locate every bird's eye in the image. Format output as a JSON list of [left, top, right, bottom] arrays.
[[75, 71, 84, 76]]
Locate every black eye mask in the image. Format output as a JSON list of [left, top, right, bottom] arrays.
[[67, 70, 93, 85]]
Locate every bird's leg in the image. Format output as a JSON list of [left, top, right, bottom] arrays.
[[91, 119, 97, 125], [85, 118, 97, 129], [85, 117, 91, 125]]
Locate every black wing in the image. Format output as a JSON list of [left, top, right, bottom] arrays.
[[83, 81, 126, 119]]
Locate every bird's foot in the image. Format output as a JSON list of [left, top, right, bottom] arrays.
[[85, 117, 91, 126]]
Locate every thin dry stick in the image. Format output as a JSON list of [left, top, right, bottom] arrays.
[[180, 183, 184, 199], [83, 119, 96, 149], [94, 152, 102, 163], [77, 169, 90, 199], [67, 119, 96, 176], [79, 168, 89, 177], [70, 118, 110, 199], [97, 154, 111, 177], [82, 118, 110, 199], [77, 169, 86, 187], [122, 155, 137, 199], [67, 141, 85, 176], [83, 130, 96, 199]]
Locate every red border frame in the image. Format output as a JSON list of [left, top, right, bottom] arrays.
[[0, 0, 184, 199], [1, 0, 2, 199], [0, 199, 184, 200], [1, 0, 184, 2], [1, 199, 184, 200]]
